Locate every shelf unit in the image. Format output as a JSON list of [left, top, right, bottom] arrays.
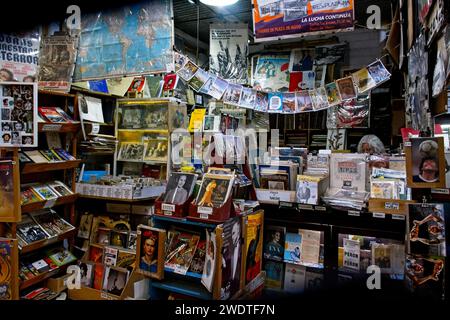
[[17, 90, 81, 294]]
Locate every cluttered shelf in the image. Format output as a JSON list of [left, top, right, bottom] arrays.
[[21, 194, 79, 214], [21, 229, 78, 254], [21, 160, 82, 174], [77, 194, 158, 203], [117, 129, 169, 134], [20, 265, 69, 291], [38, 122, 81, 133]]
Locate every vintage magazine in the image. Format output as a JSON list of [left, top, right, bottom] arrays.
[[283, 263, 306, 294], [263, 260, 284, 290], [263, 225, 286, 261], [329, 153, 368, 191], [38, 31, 78, 92], [299, 229, 321, 266], [244, 212, 263, 285], [195, 173, 234, 208], [284, 232, 302, 264]]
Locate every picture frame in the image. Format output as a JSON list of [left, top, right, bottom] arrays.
[[405, 137, 446, 188], [136, 225, 166, 280]]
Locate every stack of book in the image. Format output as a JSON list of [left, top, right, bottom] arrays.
[[79, 135, 117, 155], [370, 167, 410, 200], [20, 149, 76, 164], [21, 181, 74, 205], [310, 134, 327, 147], [305, 153, 330, 176]]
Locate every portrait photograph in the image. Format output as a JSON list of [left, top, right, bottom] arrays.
[[336, 76, 357, 101], [136, 225, 166, 279], [119, 107, 142, 129], [220, 217, 242, 300], [406, 137, 445, 188], [103, 266, 129, 297], [143, 139, 168, 162], [78, 261, 94, 287], [163, 172, 197, 205]]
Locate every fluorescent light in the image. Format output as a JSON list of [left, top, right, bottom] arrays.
[[200, 0, 239, 6]]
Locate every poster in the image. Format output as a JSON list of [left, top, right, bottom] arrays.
[[38, 29, 78, 92], [0, 31, 40, 82], [0, 82, 37, 147], [252, 0, 354, 42], [209, 24, 248, 84], [244, 212, 263, 285], [221, 217, 242, 300], [74, 0, 174, 80], [252, 54, 290, 92], [0, 238, 16, 300]]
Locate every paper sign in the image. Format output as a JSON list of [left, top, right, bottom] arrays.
[[198, 206, 213, 215], [162, 203, 175, 212], [343, 238, 360, 271], [42, 124, 62, 131]]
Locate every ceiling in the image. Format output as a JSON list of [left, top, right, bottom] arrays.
[[173, 0, 253, 45]]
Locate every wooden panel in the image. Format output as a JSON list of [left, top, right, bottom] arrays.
[[21, 160, 82, 174]]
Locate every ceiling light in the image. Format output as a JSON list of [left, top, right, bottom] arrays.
[[200, 0, 239, 7]]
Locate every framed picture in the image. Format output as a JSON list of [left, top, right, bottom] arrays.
[[102, 266, 129, 297], [118, 143, 146, 162], [0, 82, 37, 148], [136, 225, 166, 280], [406, 137, 445, 188]]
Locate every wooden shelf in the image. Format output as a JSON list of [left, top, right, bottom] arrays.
[[38, 90, 76, 98], [21, 194, 78, 213], [117, 159, 167, 165], [21, 229, 77, 254], [151, 278, 212, 300], [38, 122, 81, 133], [68, 286, 120, 300], [117, 129, 169, 134], [20, 265, 68, 291], [21, 160, 82, 174], [78, 194, 157, 203]]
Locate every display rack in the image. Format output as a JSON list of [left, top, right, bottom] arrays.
[[16, 90, 81, 294]]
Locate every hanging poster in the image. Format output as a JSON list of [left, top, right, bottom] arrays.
[[252, 0, 354, 42], [209, 24, 248, 85], [38, 28, 78, 92], [0, 31, 40, 82], [252, 54, 290, 92], [74, 0, 174, 80], [0, 82, 37, 147]]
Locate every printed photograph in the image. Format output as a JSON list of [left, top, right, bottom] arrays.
[[163, 172, 197, 205], [118, 143, 146, 161], [137, 225, 165, 279], [239, 87, 257, 109], [295, 90, 313, 112], [325, 82, 341, 106], [177, 60, 199, 81], [336, 77, 357, 100], [223, 84, 243, 105], [263, 226, 286, 261], [282, 92, 296, 113], [103, 267, 129, 296], [406, 137, 445, 188]]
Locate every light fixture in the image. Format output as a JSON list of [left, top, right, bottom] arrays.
[[200, 0, 239, 7]]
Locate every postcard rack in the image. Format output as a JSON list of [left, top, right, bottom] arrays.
[[187, 196, 235, 224], [154, 194, 195, 218]]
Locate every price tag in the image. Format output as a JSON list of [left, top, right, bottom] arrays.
[[91, 123, 100, 135], [101, 292, 110, 299], [404, 142, 411, 147], [385, 202, 400, 210], [198, 206, 213, 215], [315, 206, 327, 211], [392, 214, 406, 220], [44, 199, 57, 208], [163, 211, 173, 216], [373, 212, 386, 219], [348, 210, 360, 217], [279, 201, 293, 208], [298, 204, 313, 211], [431, 188, 450, 194], [162, 203, 175, 212], [200, 213, 209, 220], [42, 124, 62, 131]]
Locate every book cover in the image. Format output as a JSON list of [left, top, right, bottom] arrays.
[[17, 215, 49, 244], [48, 181, 73, 197], [78, 261, 94, 287], [38, 107, 67, 123], [103, 266, 129, 297], [89, 245, 104, 264], [195, 174, 233, 208], [188, 240, 206, 274], [299, 229, 321, 266], [53, 148, 76, 161], [296, 176, 320, 204], [116, 249, 136, 269], [283, 263, 306, 294], [165, 232, 200, 275], [32, 185, 59, 200], [330, 153, 367, 191], [48, 249, 77, 267], [263, 260, 284, 290], [284, 233, 302, 264], [20, 187, 43, 205], [23, 150, 49, 163], [405, 254, 444, 297], [244, 212, 263, 285], [408, 203, 446, 256], [104, 247, 118, 266], [39, 149, 63, 162], [371, 243, 392, 274], [93, 263, 105, 290], [263, 225, 286, 261], [32, 209, 74, 236]]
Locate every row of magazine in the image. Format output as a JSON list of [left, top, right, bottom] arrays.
[[8, 210, 75, 248], [19, 248, 77, 282], [19, 149, 76, 164], [21, 181, 74, 205], [38, 107, 77, 123], [174, 52, 391, 114]]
